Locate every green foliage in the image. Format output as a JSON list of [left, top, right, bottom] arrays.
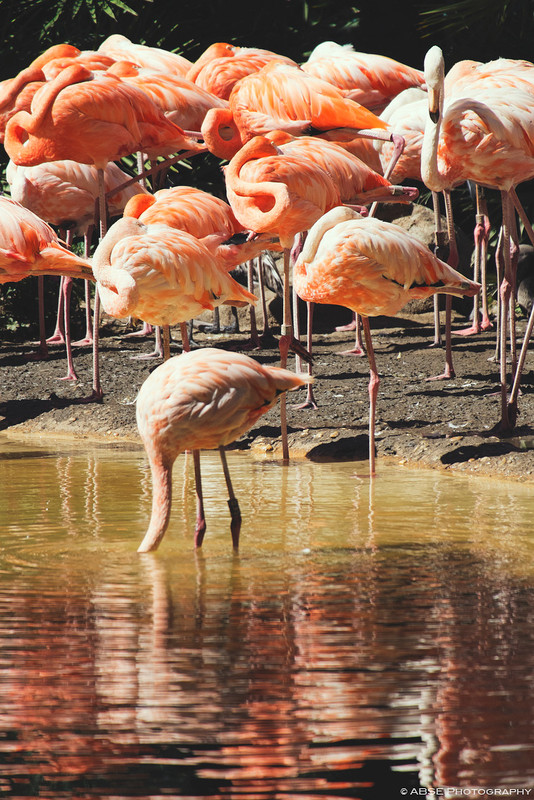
[[416, 0, 534, 61]]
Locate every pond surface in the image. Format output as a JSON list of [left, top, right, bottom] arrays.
[[0, 435, 533, 798]]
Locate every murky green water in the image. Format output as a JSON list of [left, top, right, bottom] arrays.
[[0, 434, 533, 798]]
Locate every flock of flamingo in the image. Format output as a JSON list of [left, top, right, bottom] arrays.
[[1, 34, 534, 551]]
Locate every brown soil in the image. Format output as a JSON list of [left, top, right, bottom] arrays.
[[2, 304, 534, 483]]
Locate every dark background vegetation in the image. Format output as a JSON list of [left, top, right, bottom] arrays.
[[1, 0, 534, 332]]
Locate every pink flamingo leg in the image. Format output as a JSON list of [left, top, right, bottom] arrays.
[[427, 191, 458, 380], [457, 186, 493, 336], [219, 446, 241, 548], [293, 301, 318, 409], [46, 277, 66, 345], [60, 276, 78, 381], [27, 276, 49, 361], [361, 316, 379, 477], [193, 450, 207, 548], [339, 312, 366, 356]]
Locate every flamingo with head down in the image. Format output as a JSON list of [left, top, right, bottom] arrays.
[[136, 347, 311, 552]]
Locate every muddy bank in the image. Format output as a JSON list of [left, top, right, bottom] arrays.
[[2, 306, 534, 483]]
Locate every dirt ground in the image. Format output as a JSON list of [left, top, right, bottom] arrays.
[[2, 297, 534, 484]]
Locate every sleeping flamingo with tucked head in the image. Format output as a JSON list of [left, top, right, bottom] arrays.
[[0, 195, 93, 285], [201, 60, 406, 180], [186, 42, 298, 100], [293, 206, 481, 475], [301, 41, 425, 114]]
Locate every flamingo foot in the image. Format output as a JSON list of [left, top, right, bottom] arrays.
[[293, 399, 318, 410], [338, 346, 366, 356], [71, 336, 93, 347], [130, 350, 164, 361], [45, 333, 65, 345], [426, 367, 455, 381], [456, 324, 481, 336], [60, 372, 78, 382], [335, 320, 358, 332], [76, 387, 104, 404]]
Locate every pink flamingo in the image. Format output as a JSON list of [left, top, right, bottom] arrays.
[[293, 206, 481, 475], [301, 41, 425, 114], [91, 216, 270, 359], [0, 195, 92, 285], [186, 42, 297, 100], [421, 45, 534, 429], [6, 158, 149, 377], [201, 60, 406, 180], [136, 347, 310, 552], [97, 34, 193, 77]]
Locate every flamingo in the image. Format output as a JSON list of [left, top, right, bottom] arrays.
[[293, 206, 481, 475], [6, 158, 149, 377], [186, 42, 298, 100], [107, 61, 229, 132], [97, 34, 193, 77], [301, 41, 425, 114], [0, 65, 45, 143], [225, 133, 419, 399], [201, 60, 406, 180], [4, 62, 205, 397], [0, 195, 93, 285], [420, 45, 534, 429], [91, 216, 268, 359], [122, 185, 271, 348], [136, 347, 310, 552]]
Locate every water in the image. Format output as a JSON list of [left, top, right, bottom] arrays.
[[0, 434, 533, 798]]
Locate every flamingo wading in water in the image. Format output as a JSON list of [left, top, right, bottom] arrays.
[[136, 347, 310, 552]]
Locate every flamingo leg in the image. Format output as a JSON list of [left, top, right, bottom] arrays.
[[361, 316, 379, 477], [193, 449, 207, 548], [429, 191, 448, 347], [218, 446, 241, 548], [60, 276, 77, 381], [506, 186, 534, 426], [27, 276, 49, 361], [457, 186, 493, 336], [427, 190, 457, 380], [339, 312, 366, 356], [84, 168, 107, 402], [46, 277, 66, 345], [294, 301, 318, 409], [72, 228, 95, 347]]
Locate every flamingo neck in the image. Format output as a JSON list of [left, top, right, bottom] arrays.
[[137, 457, 173, 553], [201, 108, 242, 159]]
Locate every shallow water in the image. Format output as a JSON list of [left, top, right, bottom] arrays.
[[0, 434, 533, 798]]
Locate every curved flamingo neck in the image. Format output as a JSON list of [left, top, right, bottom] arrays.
[[0, 67, 44, 111], [91, 217, 142, 317], [32, 64, 93, 127], [225, 136, 294, 243], [137, 456, 173, 553], [201, 107, 242, 159]]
